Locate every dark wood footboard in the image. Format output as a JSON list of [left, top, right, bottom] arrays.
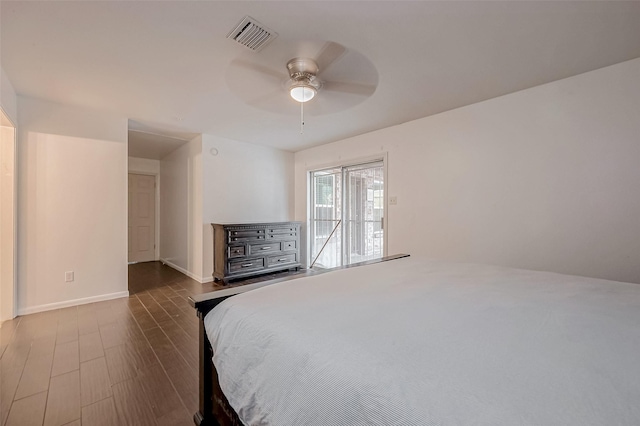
[[188, 254, 410, 426], [193, 313, 241, 426]]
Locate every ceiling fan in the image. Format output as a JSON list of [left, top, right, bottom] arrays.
[[226, 41, 378, 118]]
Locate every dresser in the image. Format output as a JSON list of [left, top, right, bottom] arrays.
[[212, 222, 301, 283]]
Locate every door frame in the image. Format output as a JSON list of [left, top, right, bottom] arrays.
[[0, 107, 17, 321], [127, 171, 160, 262], [306, 152, 389, 267]]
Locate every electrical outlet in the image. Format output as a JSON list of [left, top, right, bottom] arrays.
[[65, 271, 74, 282], [389, 196, 398, 205]]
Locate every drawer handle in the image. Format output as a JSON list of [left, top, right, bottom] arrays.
[[233, 249, 241, 253], [277, 258, 288, 262], [261, 247, 272, 250], [241, 263, 253, 268]]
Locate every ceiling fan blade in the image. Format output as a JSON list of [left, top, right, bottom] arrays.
[[322, 81, 376, 97], [233, 59, 285, 82], [247, 88, 284, 108], [314, 41, 346, 74]]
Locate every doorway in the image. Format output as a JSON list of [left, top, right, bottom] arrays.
[[128, 173, 157, 263], [309, 159, 386, 268], [1, 109, 16, 322]]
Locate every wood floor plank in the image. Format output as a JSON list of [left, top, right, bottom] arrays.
[[51, 340, 79, 377], [99, 323, 129, 349], [164, 359, 199, 413], [130, 306, 157, 331], [56, 320, 79, 345], [95, 306, 118, 327], [112, 378, 157, 426], [104, 344, 145, 385], [27, 334, 57, 360], [79, 331, 104, 363], [77, 312, 99, 336], [168, 296, 191, 312], [1, 340, 31, 375], [137, 363, 185, 420], [56, 306, 78, 324], [156, 299, 186, 322], [155, 407, 192, 426], [81, 397, 120, 426], [14, 352, 54, 400], [0, 367, 23, 426], [5, 390, 48, 426], [137, 294, 171, 324], [0, 317, 21, 359], [44, 369, 81, 426], [160, 322, 198, 370], [143, 327, 175, 358], [80, 357, 112, 407]]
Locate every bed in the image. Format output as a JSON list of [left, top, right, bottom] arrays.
[[190, 254, 640, 425]]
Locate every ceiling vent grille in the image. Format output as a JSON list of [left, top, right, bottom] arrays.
[[227, 16, 277, 52]]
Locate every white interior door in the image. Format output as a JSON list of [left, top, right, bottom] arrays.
[[128, 173, 156, 263]]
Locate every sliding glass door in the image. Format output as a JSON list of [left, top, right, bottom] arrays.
[[309, 160, 385, 268]]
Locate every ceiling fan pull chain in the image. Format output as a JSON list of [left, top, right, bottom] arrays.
[[300, 100, 304, 134]]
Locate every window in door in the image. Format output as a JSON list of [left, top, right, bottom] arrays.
[[309, 160, 384, 269]]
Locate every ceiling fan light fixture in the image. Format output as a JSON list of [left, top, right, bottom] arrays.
[[290, 84, 316, 103]]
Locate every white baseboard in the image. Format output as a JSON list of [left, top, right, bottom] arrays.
[[160, 258, 212, 284], [18, 291, 130, 316]]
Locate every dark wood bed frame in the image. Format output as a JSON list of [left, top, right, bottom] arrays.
[[188, 254, 409, 426]]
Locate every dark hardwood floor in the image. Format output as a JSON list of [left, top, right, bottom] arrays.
[[0, 262, 236, 425], [1, 261, 311, 426]]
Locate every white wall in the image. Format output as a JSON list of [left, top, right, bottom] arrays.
[[1, 123, 16, 321], [128, 156, 160, 175], [1, 67, 17, 322], [129, 156, 160, 260], [295, 58, 640, 284], [160, 134, 294, 282], [1, 66, 17, 126], [17, 97, 129, 314], [159, 136, 203, 280], [201, 135, 294, 281]]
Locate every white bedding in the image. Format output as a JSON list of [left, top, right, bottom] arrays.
[[204, 257, 640, 425]]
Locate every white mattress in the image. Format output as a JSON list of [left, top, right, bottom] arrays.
[[204, 257, 640, 425]]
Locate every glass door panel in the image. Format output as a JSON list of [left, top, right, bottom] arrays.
[[309, 160, 384, 268], [344, 161, 384, 264]]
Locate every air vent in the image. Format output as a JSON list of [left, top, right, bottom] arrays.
[[227, 16, 278, 52]]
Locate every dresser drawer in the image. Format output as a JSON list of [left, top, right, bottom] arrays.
[[267, 253, 297, 267], [229, 234, 267, 243], [228, 229, 266, 243], [230, 229, 265, 237], [268, 226, 297, 234], [228, 245, 245, 258], [249, 243, 280, 255], [229, 258, 265, 273], [267, 232, 297, 241], [282, 240, 296, 251]]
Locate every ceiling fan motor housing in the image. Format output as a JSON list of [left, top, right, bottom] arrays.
[[287, 58, 321, 89]]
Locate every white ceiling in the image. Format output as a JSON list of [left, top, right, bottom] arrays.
[[2, 1, 640, 153], [128, 130, 190, 160]]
